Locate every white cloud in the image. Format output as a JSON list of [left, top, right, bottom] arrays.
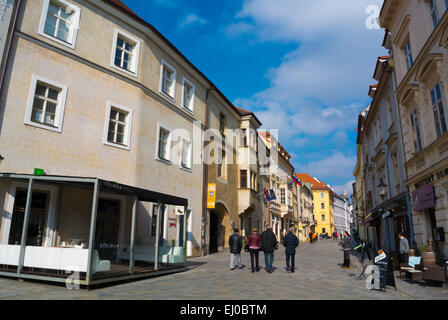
[[230, 0, 385, 186], [296, 152, 356, 181], [179, 13, 208, 29], [333, 180, 356, 196]]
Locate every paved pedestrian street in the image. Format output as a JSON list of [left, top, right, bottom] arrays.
[[0, 241, 446, 300]]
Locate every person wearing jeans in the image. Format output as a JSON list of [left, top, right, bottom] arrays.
[[228, 228, 243, 270], [247, 228, 261, 273], [283, 227, 299, 273], [260, 225, 278, 273]]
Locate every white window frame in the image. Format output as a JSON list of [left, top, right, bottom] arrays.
[[181, 77, 195, 113], [156, 122, 172, 164], [110, 28, 141, 77], [280, 188, 286, 205], [102, 101, 133, 150], [38, 0, 81, 49], [24, 75, 67, 133], [404, 38, 413, 71], [431, 82, 448, 138], [410, 108, 423, 153], [159, 59, 177, 101], [180, 137, 192, 171], [429, 0, 440, 29]]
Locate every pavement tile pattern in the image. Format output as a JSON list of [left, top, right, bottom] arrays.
[[0, 241, 446, 300]]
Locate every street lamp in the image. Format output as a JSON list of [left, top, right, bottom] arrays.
[[377, 178, 387, 198]]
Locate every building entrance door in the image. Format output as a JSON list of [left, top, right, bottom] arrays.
[[209, 211, 219, 254], [95, 199, 120, 260]]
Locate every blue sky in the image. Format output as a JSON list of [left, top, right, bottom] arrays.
[[123, 0, 386, 194]]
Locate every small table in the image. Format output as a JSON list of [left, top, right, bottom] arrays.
[[405, 269, 424, 283]]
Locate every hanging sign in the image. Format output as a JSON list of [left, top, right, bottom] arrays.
[[207, 183, 216, 209], [374, 249, 386, 263]]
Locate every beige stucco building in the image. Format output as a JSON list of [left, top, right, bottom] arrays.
[[0, 0, 283, 279], [380, 0, 448, 258], [296, 181, 314, 242]]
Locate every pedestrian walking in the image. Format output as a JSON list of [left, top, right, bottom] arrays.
[[283, 227, 299, 273], [341, 231, 351, 269], [312, 232, 317, 243], [309, 231, 313, 243], [398, 233, 410, 264], [260, 226, 278, 273], [228, 228, 243, 270], [247, 228, 261, 273]]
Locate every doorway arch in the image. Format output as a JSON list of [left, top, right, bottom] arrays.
[[209, 203, 230, 254]]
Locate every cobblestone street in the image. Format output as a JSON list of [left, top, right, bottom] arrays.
[[0, 241, 446, 300]]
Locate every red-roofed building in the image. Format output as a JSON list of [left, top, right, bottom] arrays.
[[296, 174, 335, 235]]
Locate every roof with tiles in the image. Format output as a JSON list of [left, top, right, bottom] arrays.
[[295, 173, 331, 191]]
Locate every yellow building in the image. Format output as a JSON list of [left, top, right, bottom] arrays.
[[296, 174, 334, 235]]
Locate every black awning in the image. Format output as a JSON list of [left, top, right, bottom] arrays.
[[0, 173, 188, 207], [98, 179, 187, 207]]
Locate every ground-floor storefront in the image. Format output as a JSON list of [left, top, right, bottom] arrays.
[[362, 192, 414, 268], [409, 165, 448, 260], [0, 174, 190, 286]]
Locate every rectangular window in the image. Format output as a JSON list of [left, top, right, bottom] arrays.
[[404, 39, 414, 70], [218, 141, 226, 179], [161, 60, 176, 99], [111, 29, 140, 76], [280, 188, 286, 205], [180, 138, 192, 170], [103, 102, 133, 150], [321, 214, 326, 222], [107, 108, 127, 145], [115, 38, 134, 71], [320, 192, 324, 198], [31, 82, 60, 127], [410, 108, 423, 153], [219, 114, 226, 135], [240, 170, 247, 188], [25, 75, 67, 133], [431, 82, 448, 138], [182, 78, 195, 112], [39, 0, 81, 48], [240, 129, 247, 147], [321, 203, 325, 209], [158, 126, 171, 161], [429, 0, 440, 29]]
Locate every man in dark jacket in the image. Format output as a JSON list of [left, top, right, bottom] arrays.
[[342, 231, 351, 269], [283, 227, 299, 273], [228, 228, 243, 270], [260, 226, 278, 273]]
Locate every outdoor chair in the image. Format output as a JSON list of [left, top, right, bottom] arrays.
[[400, 256, 425, 283], [423, 262, 447, 288]]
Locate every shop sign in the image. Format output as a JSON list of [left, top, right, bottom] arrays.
[[435, 167, 448, 180], [206, 183, 216, 209], [412, 185, 435, 211], [382, 211, 391, 219], [414, 167, 448, 190]]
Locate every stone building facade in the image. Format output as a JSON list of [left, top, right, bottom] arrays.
[[380, 0, 448, 258]]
